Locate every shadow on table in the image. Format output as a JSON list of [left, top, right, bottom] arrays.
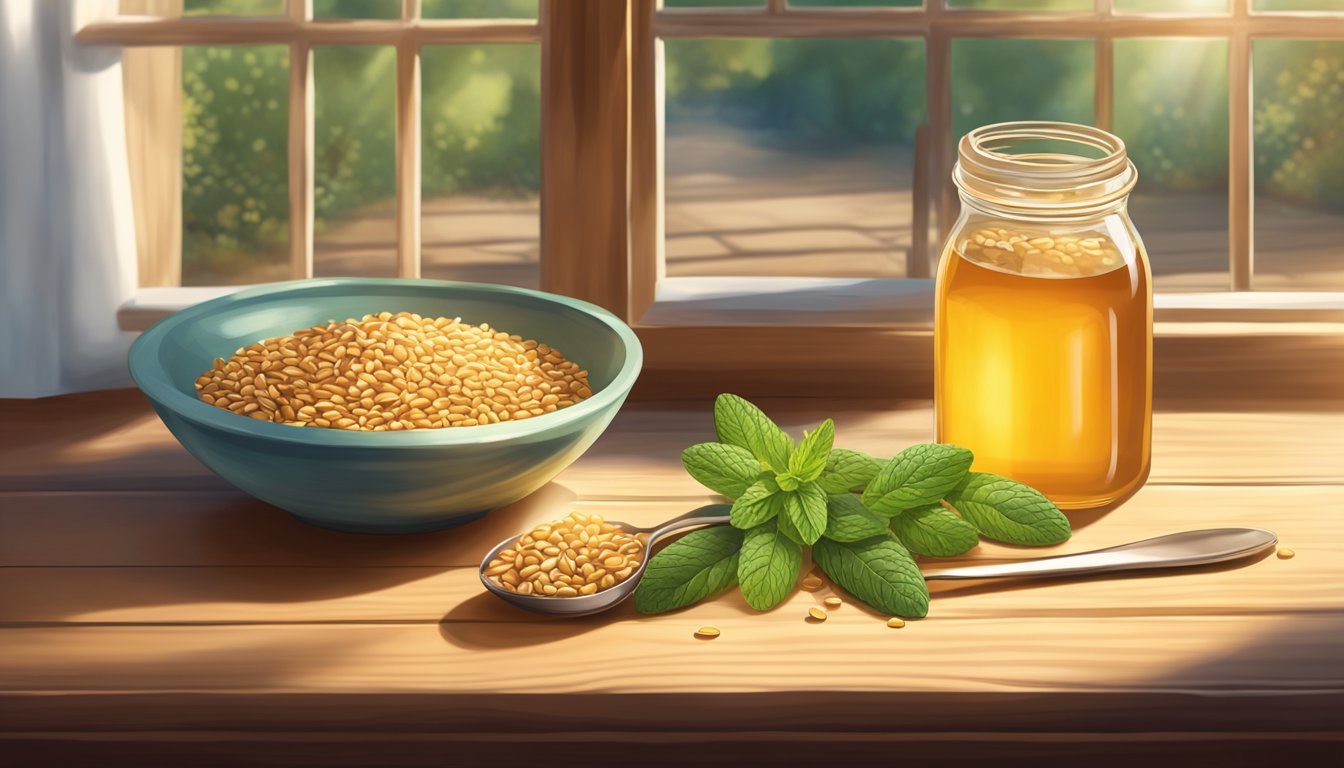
[[17, 482, 580, 622], [437, 580, 769, 651]]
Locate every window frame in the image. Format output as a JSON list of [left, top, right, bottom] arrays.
[[83, 0, 1344, 399]]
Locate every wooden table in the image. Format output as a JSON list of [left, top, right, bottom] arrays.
[[2, 389, 1342, 765]]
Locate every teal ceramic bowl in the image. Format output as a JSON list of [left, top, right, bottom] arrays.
[[129, 278, 642, 533]]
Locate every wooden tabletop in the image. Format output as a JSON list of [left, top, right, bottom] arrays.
[[2, 389, 1342, 765]]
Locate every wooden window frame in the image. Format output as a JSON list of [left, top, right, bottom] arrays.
[[86, 1, 1344, 399]]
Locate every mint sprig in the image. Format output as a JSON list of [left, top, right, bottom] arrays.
[[634, 394, 1072, 618]]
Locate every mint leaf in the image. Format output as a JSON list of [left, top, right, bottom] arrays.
[[681, 442, 766, 499], [730, 477, 783, 529], [823, 494, 888, 543], [945, 472, 1072, 546], [634, 526, 744, 614], [775, 504, 808, 545], [889, 503, 980, 557], [862, 444, 973, 517], [714, 394, 792, 473], [787, 419, 834, 483], [781, 482, 828, 545], [813, 535, 929, 618], [737, 522, 803, 611], [816, 448, 883, 494]]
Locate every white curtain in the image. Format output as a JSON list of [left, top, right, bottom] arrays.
[[0, 0, 137, 397]]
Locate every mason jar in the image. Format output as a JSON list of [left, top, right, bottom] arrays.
[[935, 121, 1152, 510]]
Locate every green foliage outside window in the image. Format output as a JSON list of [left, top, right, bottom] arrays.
[[178, 0, 1344, 282]]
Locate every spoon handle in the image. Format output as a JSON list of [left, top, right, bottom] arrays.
[[922, 527, 1278, 581], [646, 503, 733, 543]]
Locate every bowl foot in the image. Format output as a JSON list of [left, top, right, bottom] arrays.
[[289, 509, 491, 535]]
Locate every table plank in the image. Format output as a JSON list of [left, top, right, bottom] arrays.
[[2, 485, 1333, 569], [0, 547, 1331, 626], [2, 391, 1341, 495], [1, 614, 1340, 701]]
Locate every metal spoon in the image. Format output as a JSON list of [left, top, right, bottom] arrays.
[[922, 527, 1278, 581], [480, 508, 1277, 616], [479, 503, 732, 617]]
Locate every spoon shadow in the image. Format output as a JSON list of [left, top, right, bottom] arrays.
[[438, 584, 775, 650]]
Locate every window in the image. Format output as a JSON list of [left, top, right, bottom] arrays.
[[83, 1, 1344, 396]]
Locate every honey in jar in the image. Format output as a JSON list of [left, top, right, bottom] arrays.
[[935, 122, 1152, 510]]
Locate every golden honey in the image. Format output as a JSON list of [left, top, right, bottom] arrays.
[[936, 229, 1151, 509]]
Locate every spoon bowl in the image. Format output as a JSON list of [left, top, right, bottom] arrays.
[[478, 504, 732, 617]]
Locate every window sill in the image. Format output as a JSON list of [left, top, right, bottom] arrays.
[[119, 280, 1344, 333]]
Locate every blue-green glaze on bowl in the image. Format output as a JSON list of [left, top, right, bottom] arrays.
[[129, 278, 642, 534]]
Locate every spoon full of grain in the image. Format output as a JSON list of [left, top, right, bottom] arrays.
[[479, 504, 731, 617]]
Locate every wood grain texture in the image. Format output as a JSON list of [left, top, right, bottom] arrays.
[[540, 0, 632, 318], [1, 393, 1340, 759], [5, 390, 1337, 494], [3, 731, 1341, 768]]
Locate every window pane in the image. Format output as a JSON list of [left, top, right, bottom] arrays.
[[1254, 1, 1344, 11], [183, 0, 283, 14], [951, 39, 1093, 139], [313, 0, 399, 19], [948, 1, 1090, 10], [664, 38, 926, 278], [1254, 40, 1344, 290], [313, 46, 397, 278], [182, 46, 289, 286], [422, 0, 537, 18], [421, 45, 540, 288], [1116, 0, 1226, 11], [1114, 39, 1228, 291]]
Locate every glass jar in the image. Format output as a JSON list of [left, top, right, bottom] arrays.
[[935, 122, 1152, 510]]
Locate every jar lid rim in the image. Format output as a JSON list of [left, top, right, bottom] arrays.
[[954, 121, 1138, 213]]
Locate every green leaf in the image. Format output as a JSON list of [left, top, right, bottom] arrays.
[[861, 444, 974, 517], [816, 448, 883, 494], [823, 494, 889, 543], [889, 503, 980, 557], [633, 527, 744, 614], [781, 482, 828, 545], [681, 442, 766, 499], [813, 535, 930, 618], [730, 477, 783, 530], [787, 419, 834, 483], [774, 504, 809, 545], [714, 393, 792, 473], [737, 522, 803, 611], [945, 472, 1072, 546]]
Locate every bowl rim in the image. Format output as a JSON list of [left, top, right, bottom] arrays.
[[129, 277, 643, 447]]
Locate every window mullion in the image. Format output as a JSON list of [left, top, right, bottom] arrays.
[[287, 0, 314, 280], [1230, 2, 1253, 291], [396, 0, 423, 279]]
